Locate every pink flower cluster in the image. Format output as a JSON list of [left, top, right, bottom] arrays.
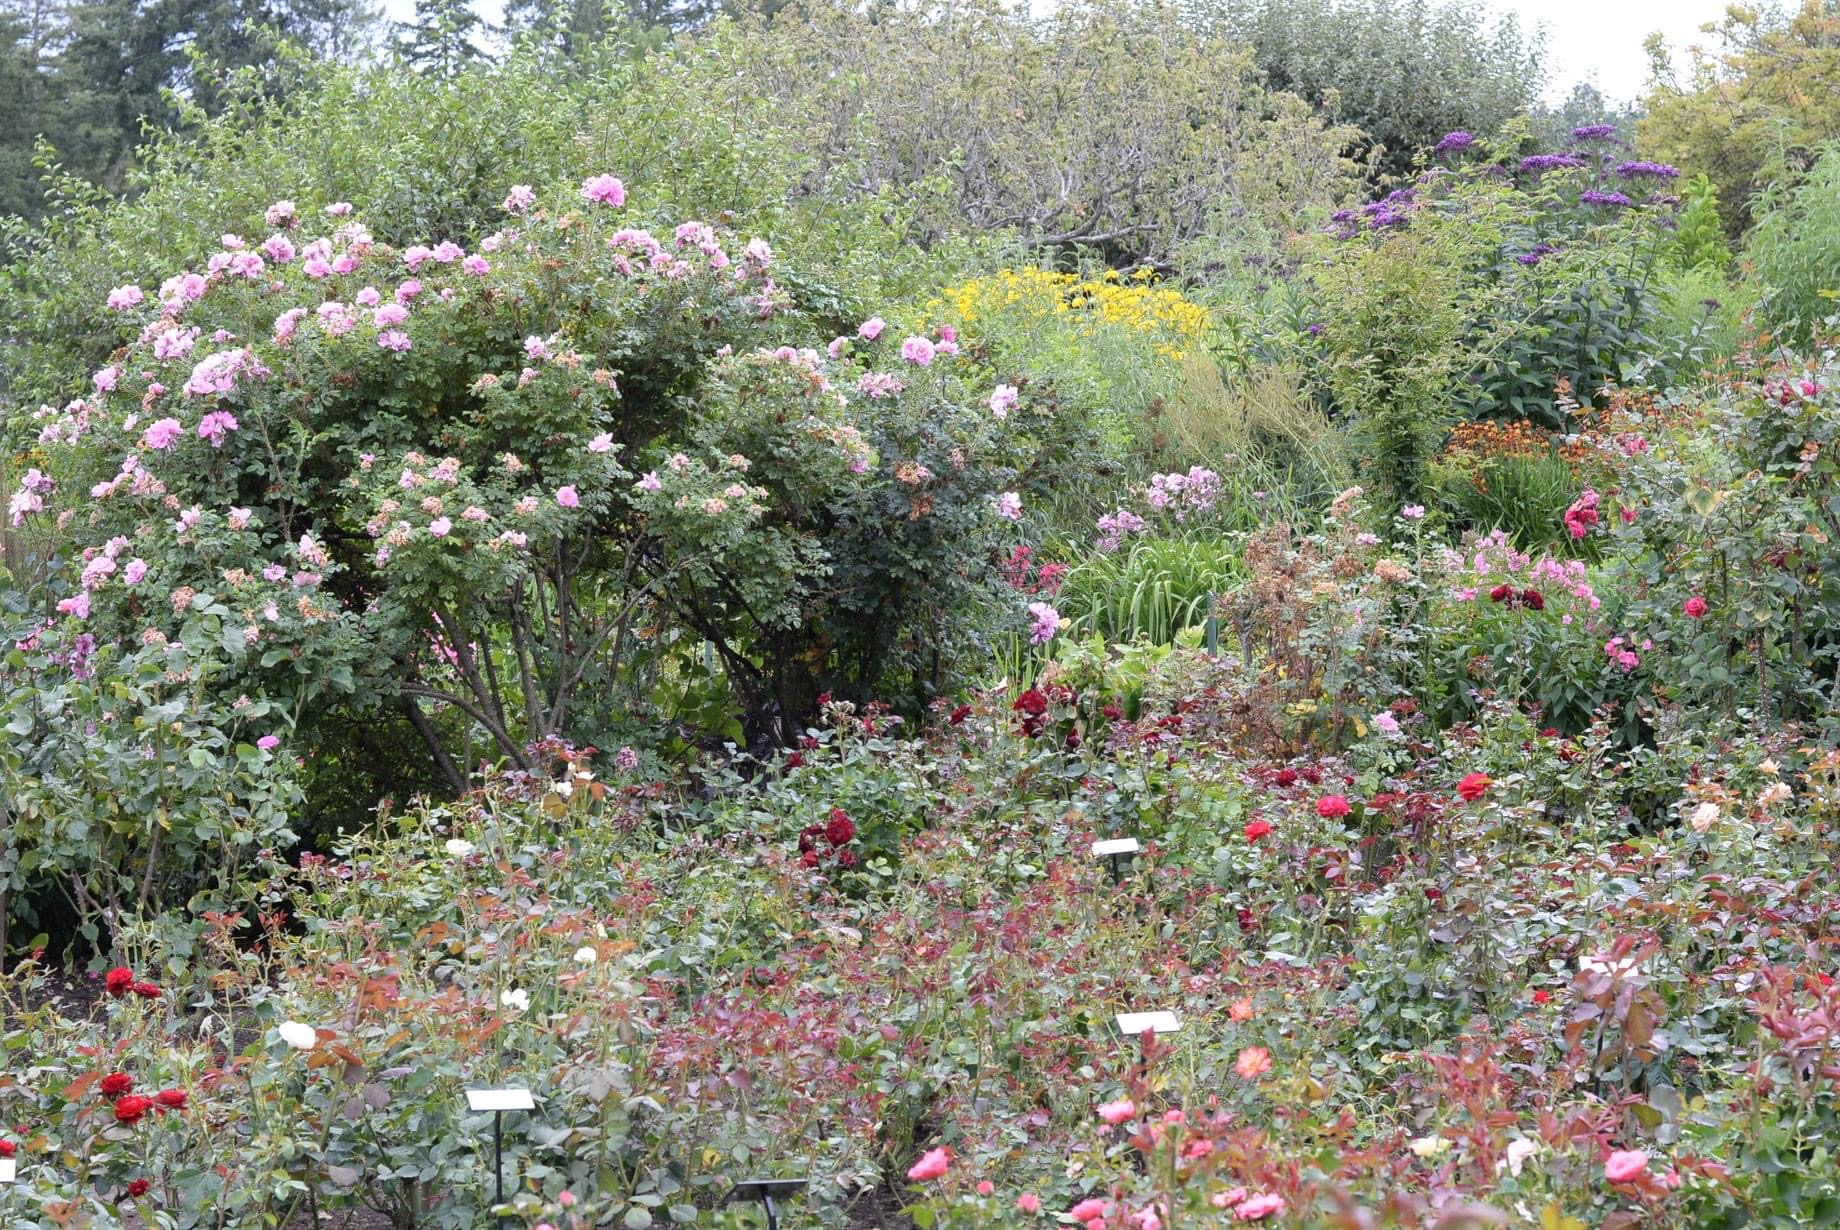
[[1563, 488, 1600, 539]]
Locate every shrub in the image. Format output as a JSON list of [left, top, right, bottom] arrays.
[[1, 176, 1035, 942], [1748, 143, 1840, 345]]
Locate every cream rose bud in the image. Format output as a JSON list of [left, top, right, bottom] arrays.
[[277, 1021, 318, 1051]]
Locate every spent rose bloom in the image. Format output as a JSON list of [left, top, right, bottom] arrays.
[[993, 491, 1023, 521], [858, 316, 886, 341]]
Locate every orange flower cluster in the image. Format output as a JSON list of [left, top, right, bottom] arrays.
[[1441, 418, 1555, 465]]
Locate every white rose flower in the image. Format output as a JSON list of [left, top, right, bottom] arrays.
[[277, 1020, 318, 1051], [445, 838, 475, 858], [573, 946, 598, 966], [500, 988, 530, 1013]]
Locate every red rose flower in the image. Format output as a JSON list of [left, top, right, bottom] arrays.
[[127, 1178, 151, 1198], [1274, 768, 1298, 787], [1300, 766, 1322, 785], [1519, 588, 1544, 610], [104, 967, 134, 997], [1532, 989, 1551, 1004], [100, 1072, 134, 1098], [799, 850, 819, 868], [1683, 595, 1708, 619], [1243, 819, 1273, 841], [825, 809, 855, 847], [837, 848, 858, 868], [948, 705, 972, 726], [114, 1095, 152, 1126], [1488, 583, 1513, 603], [1101, 703, 1123, 721], [1236, 907, 1259, 933], [786, 751, 804, 769], [131, 982, 161, 998], [1315, 795, 1351, 819], [155, 1089, 187, 1110], [1456, 772, 1492, 802], [0, 1139, 15, 1158]]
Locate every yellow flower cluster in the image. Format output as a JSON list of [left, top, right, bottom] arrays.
[[931, 267, 1212, 361]]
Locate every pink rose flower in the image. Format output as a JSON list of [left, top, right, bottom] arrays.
[[906, 1147, 950, 1182], [1604, 1150, 1648, 1184]]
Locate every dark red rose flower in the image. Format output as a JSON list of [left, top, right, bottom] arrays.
[[948, 705, 972, 726], [1013, 689, 1048, 715], [131, 982, 160, 998], [837, 849, 858, 868], [1300, 766, 1322, 785], [114, 1095, 152, 1126], [100, 1072, 134, 1097], [1243, 819, 1272, 841], [815, 692, 831, 706], [1274, 768, 1298, 787], [1101, 703, 1123, 720], [104, 967, 134, 996], [127, 1179, 151, 1198], [799, 850, 819, 868], [1488, 583, 1513, 603], [1519, 588, 1544, 610], [155, 1089, 187, 1110], [1065, 731, 1081, 750], [825, 809, 855, 847], [0, 1139, 14, 1158], [785, 751, 804, 768], [1424, 887, 1443, 901], [1236, 907, 1259, 934], [799, 736, 818, 750], [1539, 727, 1559, 738]]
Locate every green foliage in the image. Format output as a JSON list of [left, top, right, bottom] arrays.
[[1197, 0, 1547, 184], [1054, 535, 1240, 645], [1748, 143, 1840, 345], [1637, 0, 1840, 236], [727, 0, 1363, 266], [1307, 206, 1506, 510], [1427, 449, 1579, 551], [1671, 172, 1733, 271]]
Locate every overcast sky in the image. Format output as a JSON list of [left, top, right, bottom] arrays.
[[379, 0, 1737, 108], [1495, 0, 1735, 105]]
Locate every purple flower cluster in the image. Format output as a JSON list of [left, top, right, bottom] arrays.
[[1613, 160, 1680, 180], [1516, 242, 1558, 266], [1571, 124, 1617, 141], [1520, 154, 1586, 174], [1434, 130, 1475, 154], [1579, 189, 1633, 208]]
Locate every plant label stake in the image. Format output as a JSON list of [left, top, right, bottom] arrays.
[[0, 1156, 15, 1184], [726, 1178, 809, 1230], [466, 1087, 535, 1220], [1092, 837, 1141, 885], [1114, 1010, 1181, 1065]]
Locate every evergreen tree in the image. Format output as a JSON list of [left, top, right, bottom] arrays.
[[396, 0, 493, 77]]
